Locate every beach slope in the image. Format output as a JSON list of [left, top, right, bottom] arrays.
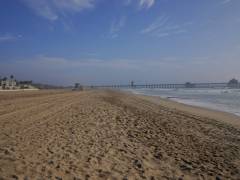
[[0, 90, 240, 179]]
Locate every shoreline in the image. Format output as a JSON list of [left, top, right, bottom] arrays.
[[124, 91, 240, 127], [126, 88, 240, 118]]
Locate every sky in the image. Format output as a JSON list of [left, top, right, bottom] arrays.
[[0, 0, 240, 86]]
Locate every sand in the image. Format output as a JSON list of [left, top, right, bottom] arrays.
[[0, 90, 240, 180], [136, 94, 240, 128]]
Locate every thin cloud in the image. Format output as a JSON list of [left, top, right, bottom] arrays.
[[141, 15, 189, 38], [2, 55, 240, 85], [156, 33, 169, 38], [141, 15, 169, 34], [21, 0, 95, 21], [0, 34, 22, 43], [221, 0, 232, 4], [110, 16, 126, 38], [126, 0, 155, 9], [22, 0, 155, 21], [19, 55, 214, 71], [139, 0, 155, 9], [16, 55, 141, 71]]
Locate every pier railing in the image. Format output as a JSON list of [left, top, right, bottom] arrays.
[[87, 83, 240, 89]]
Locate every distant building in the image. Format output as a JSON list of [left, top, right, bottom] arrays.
[[228, 78, 239, 88], [0, 76, 17, 90], [0, 76, 33, 90], [72, 83, 83, 91], [185, 82, 195, 88], [18, 81, 33, 89]]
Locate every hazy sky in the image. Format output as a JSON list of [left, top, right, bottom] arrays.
[[0, 0, 240, 86]]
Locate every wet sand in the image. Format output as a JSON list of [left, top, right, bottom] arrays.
[[0, 90, 240, 179]]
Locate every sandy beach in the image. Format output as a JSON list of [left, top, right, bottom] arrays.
[[0, 90, 240, 180]]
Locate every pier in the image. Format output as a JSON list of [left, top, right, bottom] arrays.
[[88, 82, 240, 89]]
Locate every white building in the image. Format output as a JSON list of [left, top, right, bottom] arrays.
[[0, 76, 18, 90], [0, 76, 36, 90]]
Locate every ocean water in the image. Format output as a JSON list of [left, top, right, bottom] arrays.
[[127, 88, 240, 117]]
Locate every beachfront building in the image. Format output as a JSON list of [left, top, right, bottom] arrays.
[[0, 76, 17, 90], [19, 81, 33, 89], [0, 75, 34, 90]]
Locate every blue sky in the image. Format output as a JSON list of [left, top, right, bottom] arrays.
[[0, 0, 240, 85]]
